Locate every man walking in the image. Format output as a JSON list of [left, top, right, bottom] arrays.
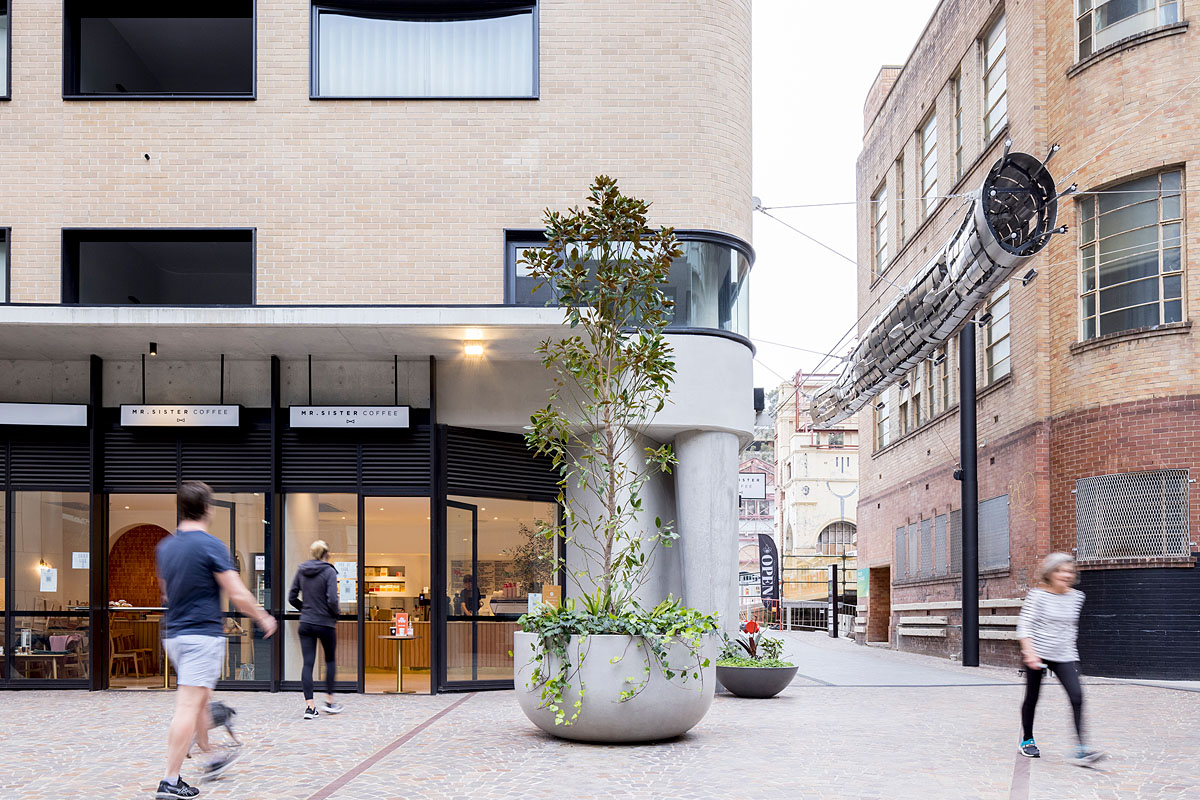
[[155, 481, 276, 798]]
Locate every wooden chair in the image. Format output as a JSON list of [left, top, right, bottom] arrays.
[[63, 637, 89, 679], [111, 623, 154, 676], [109, 630, 143, 678]]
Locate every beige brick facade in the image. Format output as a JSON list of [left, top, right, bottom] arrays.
[[0, 0, 752, 304], [855, 0, 1199, 666]]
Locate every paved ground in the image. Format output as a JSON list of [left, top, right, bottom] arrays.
[[1, 631, 1197, 799]]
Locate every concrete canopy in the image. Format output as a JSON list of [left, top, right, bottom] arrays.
[[0, 305, 567, 362]]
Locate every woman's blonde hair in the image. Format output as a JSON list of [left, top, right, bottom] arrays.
[[311, 540, 330, 561], [1038, 552, 1076, 584]]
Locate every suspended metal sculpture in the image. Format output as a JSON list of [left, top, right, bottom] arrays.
[[812, 142, 1069, 427]]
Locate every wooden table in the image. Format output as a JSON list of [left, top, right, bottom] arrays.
[[377, 635, 417, 694], [15, 651, 69, 679]]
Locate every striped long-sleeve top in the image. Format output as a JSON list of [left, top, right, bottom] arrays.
[[1015, 587, 1085, 663]]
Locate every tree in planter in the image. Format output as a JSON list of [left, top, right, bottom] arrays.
[[520, 175, 718, 726]]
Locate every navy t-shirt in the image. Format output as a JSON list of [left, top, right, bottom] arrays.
[[156, 529, 237, 639]]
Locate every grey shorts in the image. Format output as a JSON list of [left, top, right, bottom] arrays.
[[164, 635, 225, 689]]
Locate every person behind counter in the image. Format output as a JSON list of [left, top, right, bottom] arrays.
[[288, 540, 344, 720], [452, 573, 481, 616]]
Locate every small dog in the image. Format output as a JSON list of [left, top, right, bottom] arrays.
[[208, 701, 240, 746], [189, 701, 241, 757]]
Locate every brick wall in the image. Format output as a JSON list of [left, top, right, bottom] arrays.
[[109, 524, 171, 607], [0, 0, 752, 303], [854, 1, 1200, 673], [1049, 394, 1200, 555]]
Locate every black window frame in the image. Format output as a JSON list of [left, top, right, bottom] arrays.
[[62, 0, 257, 100], [309, 0, 539, 101], [61, 227, 257, 306], [1, 227, 9, 304], [1, 0, 11, 101], [502, 227, 756, 340]]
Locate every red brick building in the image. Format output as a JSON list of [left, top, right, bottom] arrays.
[[855, 0, 1199, 678]]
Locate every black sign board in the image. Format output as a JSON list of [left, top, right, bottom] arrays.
[[758, 533, 780, 605]]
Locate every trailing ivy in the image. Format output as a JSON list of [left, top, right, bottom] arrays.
[[520, 596, 718, 726]]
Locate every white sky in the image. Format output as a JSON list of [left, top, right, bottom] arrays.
[[750, 0, 942, 389]]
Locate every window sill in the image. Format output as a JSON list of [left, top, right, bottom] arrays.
[[977, 372, 1013, 401], [893, 568, 1008, 588], [309, 94, 539, 101], [64, 94, 256, 101], [1077, 555, 1196, 570], [1067, 22, 1189, 79], [1069, 321, 1191, 356]]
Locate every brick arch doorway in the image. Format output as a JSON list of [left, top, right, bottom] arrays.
[[109, 524, 172, 607]]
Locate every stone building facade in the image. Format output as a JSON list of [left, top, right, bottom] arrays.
[[775, 375, 859, 604], [855, 0, 1199, 678]]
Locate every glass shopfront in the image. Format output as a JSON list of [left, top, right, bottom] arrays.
[[0, 408, 559, 693]]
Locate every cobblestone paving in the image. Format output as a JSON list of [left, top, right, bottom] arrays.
[[0, 634, 1196, 800]]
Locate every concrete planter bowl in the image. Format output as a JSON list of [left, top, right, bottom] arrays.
[[514, 631, 718, 742], [714, 664, 798, 698]]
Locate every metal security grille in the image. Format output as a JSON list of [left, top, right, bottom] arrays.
[[934, 514, 948, 576], [950, 509, 962, 574], [920, 517, 933, 577], [895, 526, 907, 578], [980, 494, 1010, 570], [1076, 469, 1191, 561], [907, 522, 918, 578]]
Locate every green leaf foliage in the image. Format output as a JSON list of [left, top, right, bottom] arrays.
[[520, 596, 719, 725], [715, 657, 796, 668]]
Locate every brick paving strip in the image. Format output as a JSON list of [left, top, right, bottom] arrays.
[[1009, 753, 1030, 800], [304, 692, 476, 800]]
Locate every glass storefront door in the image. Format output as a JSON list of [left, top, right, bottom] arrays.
[[363, 497, 432, 693], [443, 496, 557, 688], [282, 493, 359, 690], [282, 493, 433, 694]]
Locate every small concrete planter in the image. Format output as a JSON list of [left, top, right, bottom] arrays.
[[514, 631, 718, 743], [715, 664, 799, 698]]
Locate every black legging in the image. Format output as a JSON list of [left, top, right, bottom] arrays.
[[299, 622, 337, 702], [1021, 659, 1084, 743]]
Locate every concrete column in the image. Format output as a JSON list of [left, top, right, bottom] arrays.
[[674, 430, 740, 632]]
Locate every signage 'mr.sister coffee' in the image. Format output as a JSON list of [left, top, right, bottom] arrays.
[[290, 406, 411, 428], [120, 405, 241, 427]]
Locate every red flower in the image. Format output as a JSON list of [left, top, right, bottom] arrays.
[[744, 620, 760, 634]]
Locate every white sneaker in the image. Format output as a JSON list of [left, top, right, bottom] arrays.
[[321, 700, 344, 714]]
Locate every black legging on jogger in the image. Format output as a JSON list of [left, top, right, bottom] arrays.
[[1021, 659, 1084, 743], [299, 622, 337, 701]]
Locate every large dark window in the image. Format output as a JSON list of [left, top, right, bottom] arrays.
[[62, 229, 254, 305], [311, 2, 537, 98], [64, 1, 254, 98]]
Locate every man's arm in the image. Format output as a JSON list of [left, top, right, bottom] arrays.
[[215, 570, 277, 637]]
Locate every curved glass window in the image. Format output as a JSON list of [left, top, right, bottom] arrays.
[[312, 3, 537, 98], [506, 230, 753, 338]]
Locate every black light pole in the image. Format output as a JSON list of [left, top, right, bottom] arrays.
[[958, 324, 980, 667]]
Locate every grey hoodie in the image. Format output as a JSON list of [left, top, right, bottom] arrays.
[[288, 559, 339, 628]]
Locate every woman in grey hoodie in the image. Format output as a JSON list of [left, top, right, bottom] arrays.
[[288, 540, 343, 718]]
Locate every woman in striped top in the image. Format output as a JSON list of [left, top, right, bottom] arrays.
[[1015, 552, 1104, 765]]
